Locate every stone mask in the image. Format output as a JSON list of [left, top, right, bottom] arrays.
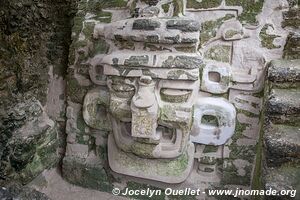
[[83, 5, 236, 183]]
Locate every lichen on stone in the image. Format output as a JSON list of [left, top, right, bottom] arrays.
[[225, 0, 264, 25], [259, 24, 281, 49]]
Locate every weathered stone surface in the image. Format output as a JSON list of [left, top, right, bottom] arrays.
[[259, 24, 281, 49], [283, 33, 300, 59], [266, 88, 300, 116], [264, 124, 300, 166], [268, 60, 300, 83], [264, 164, 300, 199], [162, 55, 202, 69], [132, 19, 161, 30], [0, 0, 77, 186], [0, 184, 49, 200], [166, 20, 200, 32], [62, 156, 113, 192], [186, 0, 222, 9], [282, 8, 300, 28], [0, 97, 60, 184]]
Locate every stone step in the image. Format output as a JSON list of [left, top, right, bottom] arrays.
[[268, 59, 300, 83], [266, 88, 300, 116], [264, 164, 300, 200], [264, 124, 300, 166]]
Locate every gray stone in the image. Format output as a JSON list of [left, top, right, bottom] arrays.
[[162, 55, 202, 69], [0, 184, 49, 200], [166, 19, 200, 32], [132, 19, 160, 30], [264, 124, 300, 166], [124, 55, 149, 67], [264, 164, 300, 200], [266, 88, 300, 116], [268, 60, 300, 83]]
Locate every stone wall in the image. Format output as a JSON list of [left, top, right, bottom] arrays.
[[262, 2, 300, 200], [0, 0, 77, 185]]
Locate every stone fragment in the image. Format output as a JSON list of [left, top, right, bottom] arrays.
[[132, 19, 161, 30], [166, 19, 200, 32]]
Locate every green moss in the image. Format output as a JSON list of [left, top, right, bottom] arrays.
[[225, 30, 240, 38], [160, 89, 191, 103], [94, 11, 112, 23], [130, 141, 156, 158], [204, 45, 231, 62], [201, 115, 219, 126], [232, 121, 248, 142], [90, 38, 110, 56], [200, 14, 235, 46], [221, 162, 252, 186], [251, 110, 264, 200], [87, 0, 127, 11], [63, 156, 113, 192], [203, 145, 219, 153], [173, 0, 184, 16], [239, 109, 259, 118], [212, 93, 229, 99], [162, 3, 170, 13], [129, 0, 138, 16], [21, 126, 59, 183], [67, 76, 90, 103], [226, 0, 264, 25], [186, 0, 222, 9], [259, 24, 281, 49], [174, 46, 197, 53], [76, 115, 89, 145]]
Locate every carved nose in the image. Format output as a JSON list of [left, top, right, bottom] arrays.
[[132, 76, 156, 108], [131, 76, 159, 140]]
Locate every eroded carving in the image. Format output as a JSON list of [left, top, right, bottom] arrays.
[[83, 1, 238, 184]]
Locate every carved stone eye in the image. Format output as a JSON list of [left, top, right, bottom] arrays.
[[160, 88, 192, 103], [110, 78, 135, 98]]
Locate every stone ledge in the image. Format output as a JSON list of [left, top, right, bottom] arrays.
[[266, 88, 300, 116], [268, 59, 300, 83], [264, 124, 300, 167], [264, 164, 300, 200]]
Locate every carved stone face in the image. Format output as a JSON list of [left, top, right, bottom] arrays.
[[105, 56, 200, 159], [83, 13, 237, 183]]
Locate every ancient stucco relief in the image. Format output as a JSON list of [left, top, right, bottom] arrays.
[[64, 0, 290, 195], [82, 1, 238, 183]]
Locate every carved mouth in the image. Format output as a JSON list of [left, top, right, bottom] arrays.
[[111, 117, 184, 158], [121, 122, 177, 145]]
